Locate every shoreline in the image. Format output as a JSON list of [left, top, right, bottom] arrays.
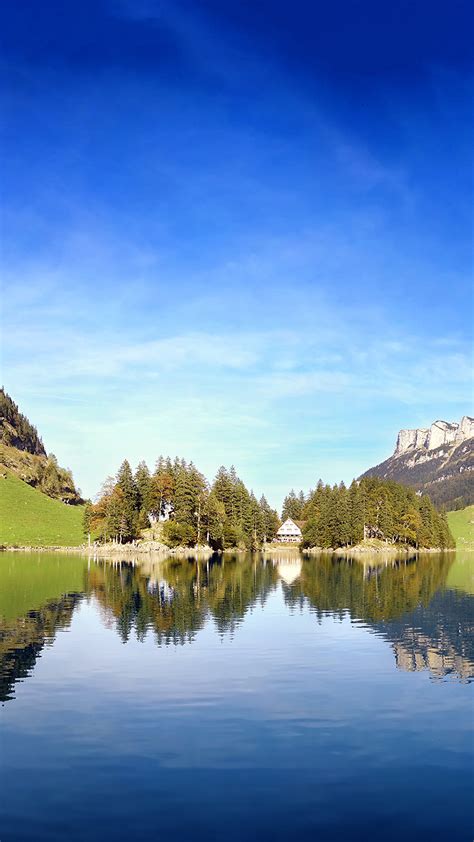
[[303, 544, 456, 556], [0, 541, 215, 558], [0, 540, 458, 555]]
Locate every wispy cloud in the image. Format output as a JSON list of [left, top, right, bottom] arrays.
[[3, 249, 471, 505], [1, 0, 471, 506]]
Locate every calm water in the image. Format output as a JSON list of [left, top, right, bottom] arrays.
[[0, 550, 473, 841]]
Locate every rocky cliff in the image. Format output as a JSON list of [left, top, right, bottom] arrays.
[[362, 415, 474, 510], [395, 416, 474, 456]]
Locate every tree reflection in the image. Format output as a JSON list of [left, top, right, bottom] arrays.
[[88, 555, 279, 644], [0, 593, 82, 702], [0, 551, 472, 702]]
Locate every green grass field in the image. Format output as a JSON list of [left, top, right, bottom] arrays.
[[0, 471, 85, 547], [447, 506, 474, 549]]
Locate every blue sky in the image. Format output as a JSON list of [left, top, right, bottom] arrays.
[[1, 0, 472, 506]]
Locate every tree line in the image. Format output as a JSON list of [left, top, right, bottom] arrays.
[[84, 457, 280, 550], [85, 459, 454, 551], [282, 477, 454, 549]]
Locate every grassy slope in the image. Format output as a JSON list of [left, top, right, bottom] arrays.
[[447, 506, 474, 549], [0, 441, 80, 503], [0, 471, 85, 547]]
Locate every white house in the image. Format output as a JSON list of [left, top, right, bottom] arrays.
[[148, 501, 173, 525], [276, 518, 305, 543]]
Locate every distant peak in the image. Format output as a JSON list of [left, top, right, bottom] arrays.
[[394, 415, 474, 456]]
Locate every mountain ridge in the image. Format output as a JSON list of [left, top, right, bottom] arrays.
[[395, 416, 474, 456], [362, 415, 474, 510]]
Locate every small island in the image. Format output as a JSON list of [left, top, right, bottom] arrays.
[[82, 458, 454, 555]]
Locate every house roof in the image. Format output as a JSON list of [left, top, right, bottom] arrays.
[[277, 518, 307, 530]]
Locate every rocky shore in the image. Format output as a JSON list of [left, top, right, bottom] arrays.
[[303, 538, 454, 555], [1, 538, 453, 557], [0, 540, 216, 558]]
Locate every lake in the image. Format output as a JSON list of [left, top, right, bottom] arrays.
[[0, 550, 473, 841]]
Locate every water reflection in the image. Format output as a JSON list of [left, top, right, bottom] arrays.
[[378, 589, 474, 682], [0, 593, 81, 702], [285, 554, 474, 682], [0, 551, 472, 701]]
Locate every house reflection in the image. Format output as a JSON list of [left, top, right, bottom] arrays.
[[273, 557, 302, 585]]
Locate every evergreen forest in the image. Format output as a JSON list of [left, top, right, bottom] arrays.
[[86, 460, 454, 550], [282, 478, 454, 550], [85, 458, 280, 550]]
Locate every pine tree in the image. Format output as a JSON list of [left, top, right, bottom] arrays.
[[116, 460, 138, 541], [317, 486, 333, 548], [203, 492, 226, 546], [281, 489, 303, 521], [349, 480, 364, 545], [303, 479, 324, 520], [173, 460, 194, 524], [194, 488, 208, 544], [259, 495, 279, 543], [108, 487, 127, 542], [437, 509, 455, 549], [228, 466, 240, 526], [334, 482, 351, 547], [212, 466, 235, 520], [417, 495, 436, 548], [135, 461, 152, 515], [301, 518, 320, 549], [248, 491, 264, 548]]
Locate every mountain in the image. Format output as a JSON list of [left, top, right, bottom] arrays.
[[361, 416, 474, 510], [0, 388, 81, 505], [0, 387, 45, 455], [394, 416, 474, 455]]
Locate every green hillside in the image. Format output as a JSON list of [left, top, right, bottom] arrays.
[[447, 506, 474, 549], [0, 471, 85, 547]]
